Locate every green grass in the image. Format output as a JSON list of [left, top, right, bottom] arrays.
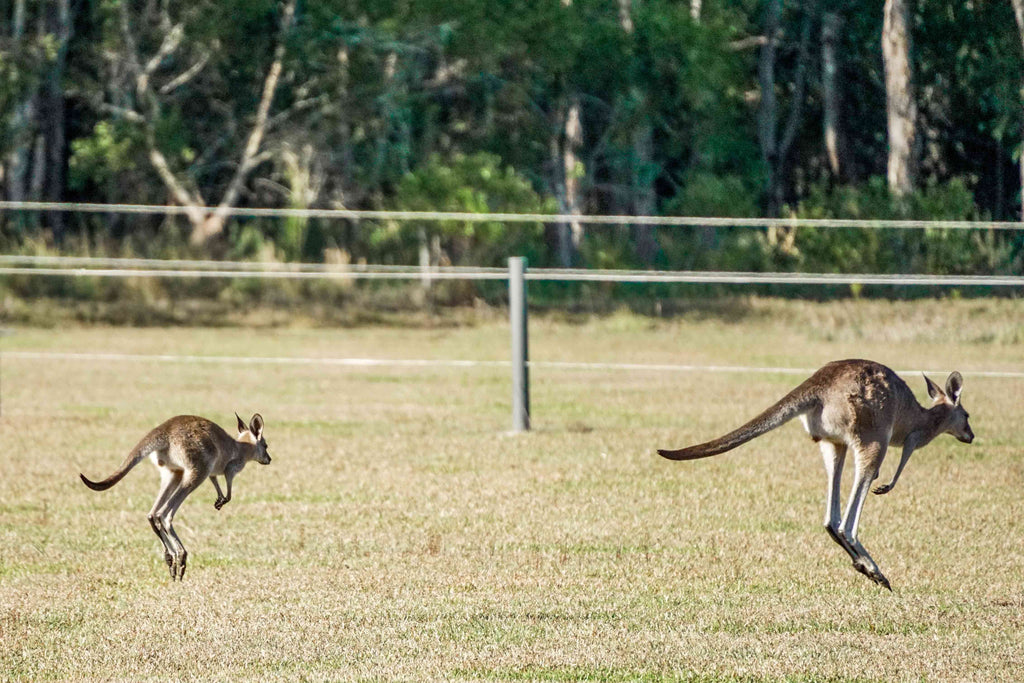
[[2, 297, 1023, 681]]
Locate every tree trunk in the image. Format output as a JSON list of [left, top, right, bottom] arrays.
[[620, 0, 658, 263], [334, 45, 355, 207], [42, 0, 71, 239], [29, 131, 45, 201], [757, 0, 812, 217], [631, 124, 658, 263], [5, 0, 30, 205], [549, 0, 584, 267], [559, 97, 584, 266], [757, 0, 782, 216], [821, 11, 844, 179], [1010, 0, 1024, 215], [882, 0, 918, 196], [617, 0, 633, 32]]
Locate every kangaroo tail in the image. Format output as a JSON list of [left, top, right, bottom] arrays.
[[658, 387, 819, 461], [80, 429, 166, 491]]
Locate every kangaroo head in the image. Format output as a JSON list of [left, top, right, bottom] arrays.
[[923, 371, 973, 444], [236, 412, 272, 464]]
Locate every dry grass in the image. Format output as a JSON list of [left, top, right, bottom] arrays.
[[2, 297, 1023, 681]]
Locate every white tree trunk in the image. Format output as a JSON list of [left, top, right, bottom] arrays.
[[561, 98, 584, 258], [821, 11, 844, 178], [883, 0, 918, 196], [618, 0, 633, 32], [551, 0, 584, 267]]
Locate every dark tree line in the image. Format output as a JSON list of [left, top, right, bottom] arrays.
[[2, 0, 1024, 275]]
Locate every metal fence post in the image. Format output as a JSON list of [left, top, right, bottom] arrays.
[[509, 256, 530, 432]]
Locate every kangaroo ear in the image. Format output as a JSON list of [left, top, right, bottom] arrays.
[[945, 371, 964, 405], [236, 412, 247, 433], [923, 374, 946, 403], [250, 413, 264, 439]]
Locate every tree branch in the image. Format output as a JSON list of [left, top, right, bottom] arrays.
[[191, 0, 298, 244], [95, 102, 146, 124], [727, 35, 768, 51], [137, 23, 184, 95], [147, 146, 206, 221], [159, 49, 210, 95]]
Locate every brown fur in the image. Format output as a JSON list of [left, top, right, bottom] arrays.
[[80, 413, 271, 581], [658, 359, 973, 590]]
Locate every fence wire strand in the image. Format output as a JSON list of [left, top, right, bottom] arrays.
[[6, 351, 1024, 379], [2, 256, 1024, 287], [3, 200, 1024, 231]]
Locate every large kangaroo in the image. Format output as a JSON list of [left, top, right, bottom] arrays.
[[658, 359, 974, 590], [80, 413, 271, 580]]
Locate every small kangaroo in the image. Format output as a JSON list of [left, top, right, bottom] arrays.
[[80, 413, 271, 580], [658, 359, 974, 590]]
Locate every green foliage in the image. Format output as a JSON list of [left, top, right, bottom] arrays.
[[666, 173, 760, 219], [648, 173, 760, 271], [0, 27, 58, 153], [787, 178, 1013, 276], [68, 122, 139, 190], [5, 0, 1024, 310], [382, 152, 555, 266]]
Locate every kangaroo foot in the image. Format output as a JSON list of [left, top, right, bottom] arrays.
[[175, 553, 188, 581], [825, 525, 859, 561], [852, 557, 891, 591]]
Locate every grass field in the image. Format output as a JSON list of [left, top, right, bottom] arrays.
[[2, 297, 1023, 681]]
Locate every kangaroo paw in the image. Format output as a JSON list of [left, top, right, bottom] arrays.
[[871, 483, 893, 495]]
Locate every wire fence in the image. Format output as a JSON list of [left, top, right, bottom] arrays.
[[7, 351, 1024, 379], [3, 200, 1024, 230], [5, 203, 1024, 429], [5, 201, 1024, 286], [3, 254, 1024, 287]]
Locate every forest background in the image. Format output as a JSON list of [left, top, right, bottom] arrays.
[[3, 0, 1024, 313]]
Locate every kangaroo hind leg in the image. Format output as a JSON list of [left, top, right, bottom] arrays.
[[156, 471, 204, 581], [148, 466, 181, 576], [840, 441, 891, 590], [819, 441, 857, 560]]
